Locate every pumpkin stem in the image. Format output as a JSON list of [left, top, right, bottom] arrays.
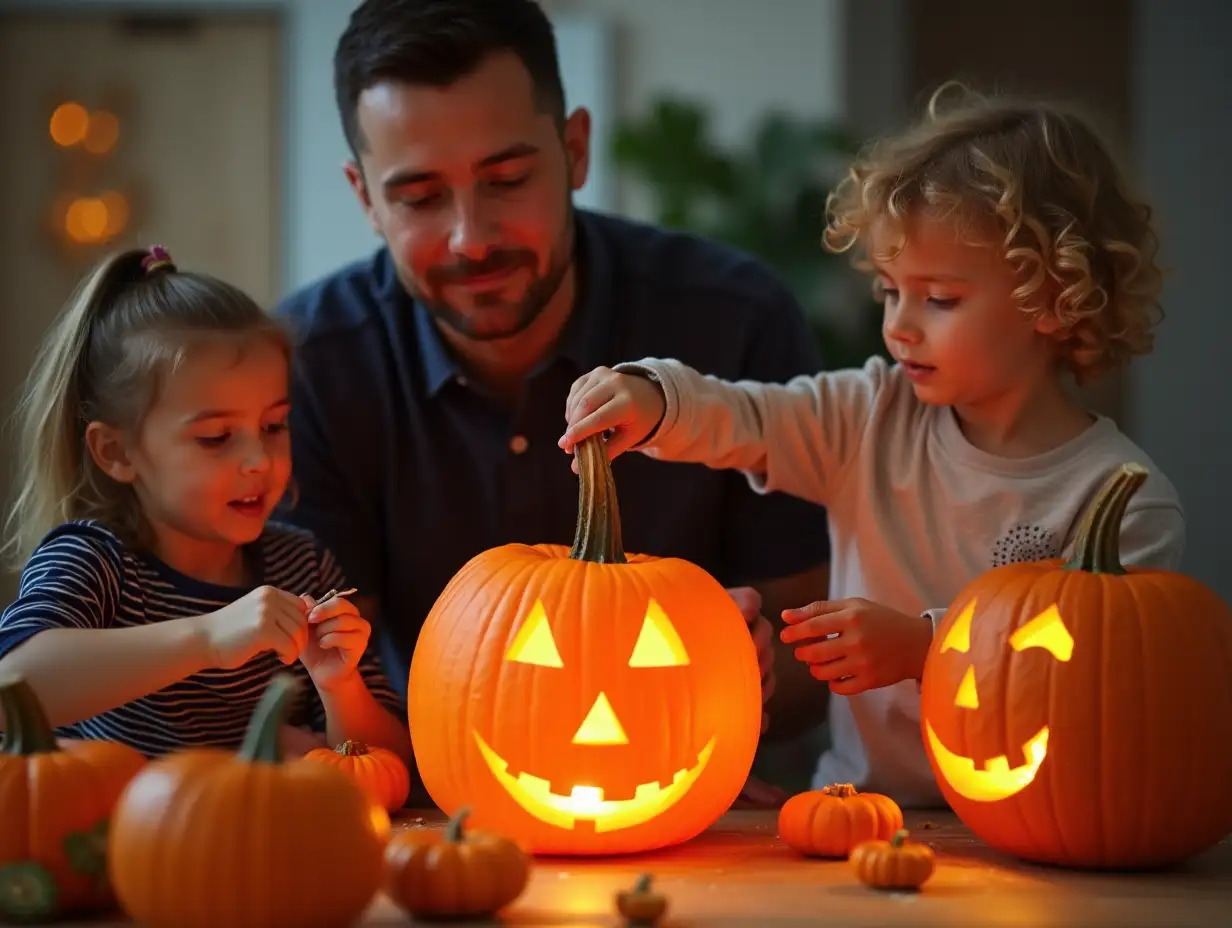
[[821, 783, 857, 798], [236, 674, 299, 764], [0, 676, 61, 756], [446, 805, 472, 842], [334, 740, 368, 757], [890, 829, 908, 848], [632, 873, 653, 894], [569, 434, 627, 564], [1063, 463, 1148, 575]]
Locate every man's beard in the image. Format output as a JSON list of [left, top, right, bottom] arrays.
[[407, 209, 576, 343]]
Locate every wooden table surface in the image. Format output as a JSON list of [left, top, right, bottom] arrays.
[[74, 808, 1232, 926], [356, 808, 1232, 927]]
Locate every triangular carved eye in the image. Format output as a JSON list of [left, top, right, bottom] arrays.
[[941, 599, 975, 654], [628, 599, 689, 667], [505, 599, 562, 667]]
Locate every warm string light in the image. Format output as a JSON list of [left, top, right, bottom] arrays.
[[48, 98, 130, 246]]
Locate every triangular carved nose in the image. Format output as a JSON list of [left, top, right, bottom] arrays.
[[571, 691, 628, 745]]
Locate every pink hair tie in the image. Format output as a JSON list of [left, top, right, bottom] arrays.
[[142, 245, 176, 274]]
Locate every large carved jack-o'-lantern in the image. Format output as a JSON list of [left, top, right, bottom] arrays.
[[921, 464, 1232, 869], [408, 436, 762, 855]]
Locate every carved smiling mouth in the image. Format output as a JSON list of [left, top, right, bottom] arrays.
[[472, 731, 716, 832], [925, 721, 1049, 802]]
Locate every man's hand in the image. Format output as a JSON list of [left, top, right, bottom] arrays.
[[727, 586, 776, 733]]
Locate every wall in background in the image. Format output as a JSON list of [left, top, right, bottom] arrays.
[[546, 0, 845, 219], [1132, 0, 1232, 600]]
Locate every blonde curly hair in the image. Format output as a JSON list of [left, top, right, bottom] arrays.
[[824, 83, 1163, 384]]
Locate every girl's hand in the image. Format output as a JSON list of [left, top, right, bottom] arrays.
[[558, 366, 667, 469], [194, 585, 309, 669], [298, 593, 371, 693], [780, 598, 933, 696]]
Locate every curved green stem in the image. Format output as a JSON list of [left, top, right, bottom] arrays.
[[0, 676, 60, 756], [237, 674, 298, 763], [446, 805, 472, 842], [1063, 463, 1148, 575], [569, 434, 627, 564], [890, 829, 908, 848]]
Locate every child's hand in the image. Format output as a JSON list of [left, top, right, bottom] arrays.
[[780, 598, 933, 696], [558, 366, 667, 469], [298, 593, 371, 693], [194, 585, 308, 669]]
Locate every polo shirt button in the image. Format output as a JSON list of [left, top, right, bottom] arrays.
[[509, 434, 529, 454]]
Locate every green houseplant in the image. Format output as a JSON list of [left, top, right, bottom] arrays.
[[611, 97, 888, 369]]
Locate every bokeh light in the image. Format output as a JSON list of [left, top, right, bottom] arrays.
[[83, 110, 120, 155], [63, 192, 130, 244], [49, 102, 89, 147]]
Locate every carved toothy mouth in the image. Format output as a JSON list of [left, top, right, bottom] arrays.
[[472, 731, 716, 832], [925, 721, 1049, 802]]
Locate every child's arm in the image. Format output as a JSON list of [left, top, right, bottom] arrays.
[[0, 528, 205, 726], [0, 531, 306, 727], [563, 356, 893, 508]]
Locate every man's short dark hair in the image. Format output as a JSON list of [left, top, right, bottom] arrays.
[[334, 0, 567, 156]]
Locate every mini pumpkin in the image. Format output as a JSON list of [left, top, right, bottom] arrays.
[[384, 805, 529, 919], [408, 435, 762, 854], [921, 463, 1232, 869], [615, 873, 668, 925], [777, 783, 903, 858], [851, 829, 935, 890], [0, 676, 146, 922], [107, 675, 387, 928], [303, 739, 410, 812]]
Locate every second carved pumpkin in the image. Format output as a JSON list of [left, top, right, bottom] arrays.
[[921, 463, 1232, 868], [408, 435, 762, 855]]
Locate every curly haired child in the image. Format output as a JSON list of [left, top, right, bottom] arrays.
[[557, 85, 1184, 807]]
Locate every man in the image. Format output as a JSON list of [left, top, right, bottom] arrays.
[[276, 0, 831, 793]]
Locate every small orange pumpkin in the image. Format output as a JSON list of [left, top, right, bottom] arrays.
[[0, 675, 147, 922], [303, 739, 410, 812], [107, 675, 387, 928], [615, 873, 668, 924], [778, 783, 903, 858], [851, 828, 935, 890], [384, 805, 530, 919]]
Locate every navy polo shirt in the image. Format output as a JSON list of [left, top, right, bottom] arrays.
[[275, 209, 830, 697]]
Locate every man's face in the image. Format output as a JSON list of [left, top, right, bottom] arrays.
[[345, 51, 590, 342]]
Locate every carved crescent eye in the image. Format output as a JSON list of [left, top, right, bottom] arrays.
[[1010, 604, 1074, 662]]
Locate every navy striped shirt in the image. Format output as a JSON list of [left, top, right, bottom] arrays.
[[0, 520, 404, 756]]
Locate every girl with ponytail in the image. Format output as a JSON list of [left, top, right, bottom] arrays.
[[0, 246, 410, 765]]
